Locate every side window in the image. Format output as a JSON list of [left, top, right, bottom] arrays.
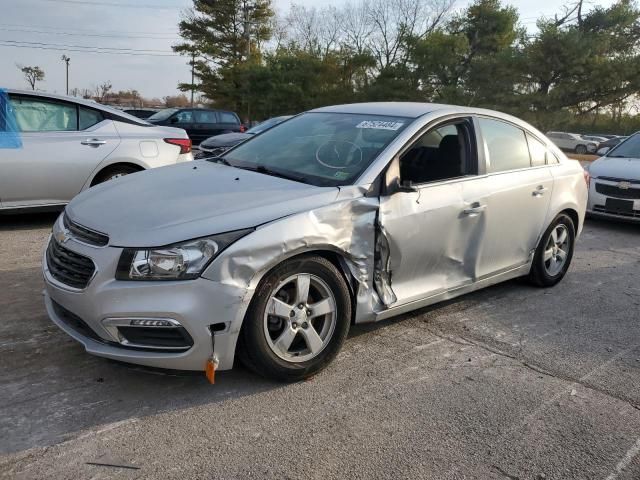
[[526, 134, 547, 167], [79, 107, 104, 130], [399, 121, 474, 184], [173, 110, 193, 123], [193, 110, 217, 124], [479, 118, 531, 173], [219, 111, 239, 124], [11, 96, 77, 132]]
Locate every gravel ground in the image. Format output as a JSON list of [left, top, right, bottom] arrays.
[[1, 212, 639, 480]]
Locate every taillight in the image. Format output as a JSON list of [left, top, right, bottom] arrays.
[[164, 138, 192, 154], [239, 124, 246, 133], [583, 169, 591, 187]]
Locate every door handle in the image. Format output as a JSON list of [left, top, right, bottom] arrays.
[[532, 185, 548, 197], [81, 138, 106, 147], [462, 202, 487, 217]]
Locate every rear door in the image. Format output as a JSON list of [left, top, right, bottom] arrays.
[[217, 111, 242, 134], [192, 109, 220, 144], [470, 116, 553, 277], [0, 95, 119, 208]]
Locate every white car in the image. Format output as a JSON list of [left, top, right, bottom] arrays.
[[546, 131, 598, 154], [581, 135, 608, 144], [587, 133, 640, 221], [0, 89, 193, 212]]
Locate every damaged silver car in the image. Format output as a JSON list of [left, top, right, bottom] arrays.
[[43, 103, 588, 381]]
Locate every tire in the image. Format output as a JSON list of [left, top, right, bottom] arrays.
[[528, 213, 576, 287], [93, 165, 140, 185], [575, 144, 587, 155], [238, 255, 351, 382]]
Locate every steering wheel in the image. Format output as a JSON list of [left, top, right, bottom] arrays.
[[315, 140, 363, 169]]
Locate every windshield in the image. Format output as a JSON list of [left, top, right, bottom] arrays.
[[223, 112, 409, 186], [147, 108, 178, 122], [606, 133, 640, 158], [246, 116, 290, 135]]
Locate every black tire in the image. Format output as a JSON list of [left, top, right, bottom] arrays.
[[529, 213, 576, 287], [575, 144, 587, 155], [238, 255, 351, 382], [93, 165, 140, 185]]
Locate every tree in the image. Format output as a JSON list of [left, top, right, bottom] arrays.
[[164, 94, 191, 107], [17, 65, 45, 90], [94, 81, 112, 103], [174, 0, 275, 109]]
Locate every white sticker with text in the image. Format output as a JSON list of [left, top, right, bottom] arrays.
[[356, 120, 405, 131]]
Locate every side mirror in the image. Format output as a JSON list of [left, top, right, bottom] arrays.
[[597, 147, 610, 156], [388, 177, 417, 195]]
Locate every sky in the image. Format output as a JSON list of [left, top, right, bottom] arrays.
[[0, 0, 618, 99]]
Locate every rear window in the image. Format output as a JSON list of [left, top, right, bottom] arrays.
[[479, 118, 531, 173], [194, 110, 217, 123], [10, 96, 77, 132], [219, 111, 239, 124], [79, 107, 104, 130]]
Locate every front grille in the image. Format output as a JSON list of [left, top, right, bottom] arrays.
[[593, 205, 640, 218], [117, 326, 194, 349], [63, 213, 109, 247], [595, 182, 640, 199], [52, 300, 104, 342], [46, 239, 96, 289]]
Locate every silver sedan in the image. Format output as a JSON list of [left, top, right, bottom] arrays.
[[42, 102, 587, 381], [0, 89, 193, 212]]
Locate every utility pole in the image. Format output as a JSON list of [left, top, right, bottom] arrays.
[[61, 55, 70, 95], [243, 3, 251, 59], [190, 52, 195, 107]]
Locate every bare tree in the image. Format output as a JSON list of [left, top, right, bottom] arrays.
[[17, 65, 45, 90], [367, 0, 455, 70], [94, 81, 113, 103], [287, 4, 342, 56]]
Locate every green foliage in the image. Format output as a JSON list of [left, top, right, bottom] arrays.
[[177, 0, 640, 132]]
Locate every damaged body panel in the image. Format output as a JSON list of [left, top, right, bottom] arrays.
[[42, 102, 587, 379]]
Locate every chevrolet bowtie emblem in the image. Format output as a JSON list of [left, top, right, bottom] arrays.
[[54, 228, 70, 244], [618, 181, 631, 190]]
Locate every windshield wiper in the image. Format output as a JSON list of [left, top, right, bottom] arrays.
[[607, 155, 628, 158], [205, 156, 232, 166], [234, 164, 309, 184]]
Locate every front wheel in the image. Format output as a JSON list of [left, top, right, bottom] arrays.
[[529, 214, 576, 287], [239, 255, 351, 382]]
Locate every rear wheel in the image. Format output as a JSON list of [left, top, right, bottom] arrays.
[[239, 255, 351, 382], [93, 165, 141, 185], [529, 214, 576, 287], [575, 144, 587, 155]]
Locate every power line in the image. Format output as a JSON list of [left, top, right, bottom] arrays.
[[0, 42, 181, 57], [41, 0, 189, 10], [0, 22, 179, 35], [0, 39, 177, 53], [0, 26, 179, 40]]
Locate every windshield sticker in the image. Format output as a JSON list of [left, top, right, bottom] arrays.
[[334, 171, 350, 180], [356, 120, 404, 131]]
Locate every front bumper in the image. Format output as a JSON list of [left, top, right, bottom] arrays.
[[587, 178, 640, 223], [42, 216, 252, 371]]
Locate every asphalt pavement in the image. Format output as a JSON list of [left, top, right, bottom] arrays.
[[1, 212, 639, 479]]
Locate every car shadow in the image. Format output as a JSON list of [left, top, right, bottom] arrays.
[[0, 210, 60, 231]]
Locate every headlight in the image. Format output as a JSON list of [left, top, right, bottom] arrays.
[[116, 229, 253, 281]]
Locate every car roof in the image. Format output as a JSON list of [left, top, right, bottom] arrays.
[[4, 88, 149, 125]]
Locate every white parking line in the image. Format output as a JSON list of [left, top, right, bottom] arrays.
[[605, 438, 640, 480]]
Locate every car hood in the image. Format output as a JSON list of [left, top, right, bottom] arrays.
[[589, 156, 640, 181], [200, 133, 250, 148], [66, 161, 340, 247]]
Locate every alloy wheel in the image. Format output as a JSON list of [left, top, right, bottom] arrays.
[[263, 273, 337, 363], [543, 224, 570, 276]]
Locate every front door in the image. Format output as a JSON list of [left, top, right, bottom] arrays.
[[378, 117, 487, 306], [0, 95, 119, 208]]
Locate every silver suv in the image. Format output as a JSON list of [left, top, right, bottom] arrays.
[[43, 103, 588, 381]]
